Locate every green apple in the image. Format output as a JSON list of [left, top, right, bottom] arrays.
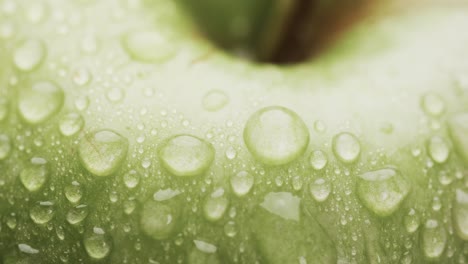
[[1, 0, 468, 263]]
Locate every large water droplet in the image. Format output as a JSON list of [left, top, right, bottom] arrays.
[[0, 134, 12, 160], [243, 106, 309, 165], [448, 113, 468, 163], [18, 81, 64, 124], [159, 135, 214, 177], [202, 90, 229, 112], [453, 189, 468, 240], [309, 178, 331, 202], [309, 150, 327, 170], [18, 244, 39, 254], [203, 188, 229, 222], [421, 219, 446, 260], [66, 205, 89, 225], [122, 31, 175, 62], [59, 113, 84, 137], [260, 192, 300, 221], [79, 130, 128, 177], [30, 202, 54, 224], [194, 240, 217, 254], [230, 170, 254, 197], [421, 92, 445, 117], [332, 132, 361, 164], [20, 157, 47, 192], [13, 39, 46, 71], [65, 181, 83, 203], [140, 197, 181, 240], [356, 168, 410, 217], [84, 228, 112, 260]]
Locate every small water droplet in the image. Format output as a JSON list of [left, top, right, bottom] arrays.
[[230, 170, 254, 197], [260, 192, 300, 221], [65, 181, 83, 203], [309, 178, 331, 202], [421, 92, 445, 117], [122, 31, 175, 62], [203, 189, 229, 222], [18, 81, 64, 124], [224, 221, 237, 237], [356, 168, 410, 217], [66, 205, 88, 225], [0, 134, 12, 160], [332, 132, 361, 164], [159, 135, 214, 177], [30, 202, 54, 224], [106, 88, 124, 103], [84, 228, 112, 260], [404, 208, 420, 233], [79, 130, 128, 177], [309, 150, 328, 170], [314, 120, 326, 133], [202, 90, 229, 112], [421, 219, 447, 260], [13, 38, 46, 71], [225, 146, 237, 160], [453, 189, 468, 240], [75, 96, 90, 111], [59, 113, 84, 137], [123, 170, 140, 189], [20, 157, 47, 192], [140, 197, 180, 240], [18, 243, 39, 254], [243, 106, 309, 165], [72, 67, 92, 86]]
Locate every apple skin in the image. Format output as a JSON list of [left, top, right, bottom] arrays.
[[1, 0, 468, 263]]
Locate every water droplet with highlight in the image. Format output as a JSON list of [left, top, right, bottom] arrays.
[[421, 219, 446, 260], [66, 205, 89, 225], [79, 130, 129, 177], [123, 170, 140, 189], [243, 106, 309, 165], [309, 150, 328, 170], [356, 168, 410, 217], [18, 81, 64, 124], [202, 90, 229, 112], [20, 157, 47, 192], [230, 171, 254, 197], [59, 113, 84, 137], [65, 181, 83, 203], [421, 92, 445, 117], [30, 202, 54, 224], [122, 31, 175, 62], [203, 189, 229, 222], [18, 244, 39, 254], [140, 198, 180, 240], [13, 39, 46, 71], [260, 192, 300, 221], [427, 136, 450, 164], [332, 132, 361, 164], [159, 135, 214, 177], [404, 209, 420, 233], [84, 228, 112, 260], [309, 178, 331, 202]]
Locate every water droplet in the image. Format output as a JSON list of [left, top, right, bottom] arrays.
[[356, 168, 410, 217], [84, 228, 112, 260], [65, 181, 83, 203], [309, 178, 331, 202], [260, 192, 300, 221], [75, 96, 90, 111], [122, 31, 175, 62], [448, 113, 468, 163], [332, 132, 361, 164], [159, 135, 214, 177], [59, 113, 84, 137], [123, 170, 140, 189], [66, 205, 89, 225], [20, 157, 47, 192], [314, 120, 326, 133], [421, 92, 445, 117], [106, 88, 124, 103], [79, 130, 128, 177], [453, 189, 468, 240], [421, 219, 447, 260], [243, 106, 309, 165], [309, 150, 327, 170], [225, 146, 237, 160], [72, 67, 91, 86], [153, 188, 181, 201], [224, 221, 237, 237], [194, 240, 217, 254], [404, 209, 420, 233], [230, 171, 254, 197], [0, 134, 12, 160], [18, 81, 64, 124], [140, 198, 180, 240], [202, 90, 229, 112], [13, 39, 46, 71], [18, 244, 39, 254], [30, 202, 54, 224], [427, 136, 450, 164], [204, 189, 229, 222], [291, 176, 303, 191], [0, 98, 8, 121]]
